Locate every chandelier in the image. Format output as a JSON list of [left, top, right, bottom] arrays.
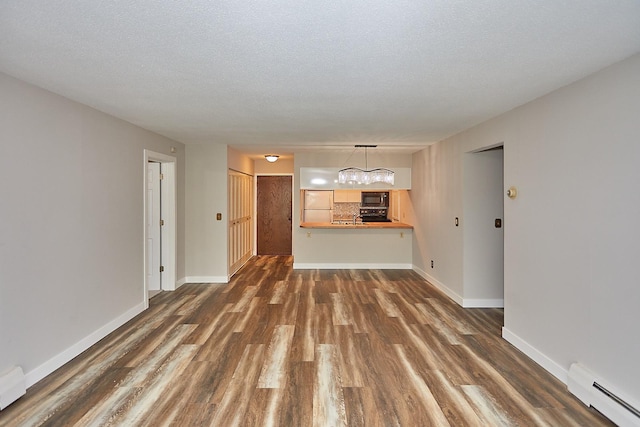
[[338, 145, 395, 185]]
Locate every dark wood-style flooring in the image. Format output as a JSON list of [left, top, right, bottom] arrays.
[[0, 256, 614, 426]]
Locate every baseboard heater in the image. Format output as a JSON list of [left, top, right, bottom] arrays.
[[0, 366, 26, 410], [568, 363, 640, 427]]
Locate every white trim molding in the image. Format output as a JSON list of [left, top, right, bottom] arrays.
[[412, 265, 463, 306], [293, 263, 413, 270], [0, 366, 26, 409], [501, 327, 568, 384], [24, 302, 146, 388], [413, 266, 503, 308], [182, 276, 229, 284], [462, 299, 504, 308]]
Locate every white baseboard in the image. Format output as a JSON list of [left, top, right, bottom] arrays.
[[182, 276, 229, 284], [412, 266, 503, 308], [0, 366, 26, 410], [501, 327, 568, 384], [176, 277, 188, 288], [412, 265, 464, 306], [462, 298, 504, 308], [292, 263, 413, 270], [24, 301, 146, 388]]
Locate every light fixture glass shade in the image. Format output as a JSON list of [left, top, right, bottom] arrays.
[[338, 145, 394, 185], [265, 155, 279, 162], [338, 167, 394, 185]]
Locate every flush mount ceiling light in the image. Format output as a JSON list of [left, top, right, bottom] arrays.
[[264, 155, 279, 163], [338, 145, 394, 185]]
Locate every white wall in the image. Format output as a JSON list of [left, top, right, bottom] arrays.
[[411, 142, 463, 299], [411, 53, 640, 405], [184, 144, 229, 282], [0, 72, 185, 386], [254, 157, 294, 175], [294, 228, 413, 268], [228, 146, 255, 176]]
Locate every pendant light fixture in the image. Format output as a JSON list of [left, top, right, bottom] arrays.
[[338, 145, 394, 185]]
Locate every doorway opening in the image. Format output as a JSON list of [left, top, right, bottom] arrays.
[[462, 144, 504, 308], [143, 150, 177, 307]]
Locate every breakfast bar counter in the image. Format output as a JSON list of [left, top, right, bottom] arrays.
[[300, 221, 413, 229]]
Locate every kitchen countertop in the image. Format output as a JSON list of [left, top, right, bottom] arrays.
[[300, 221, 413, 229]]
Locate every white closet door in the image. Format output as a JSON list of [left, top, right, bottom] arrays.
[[147, 162, 161, 291]]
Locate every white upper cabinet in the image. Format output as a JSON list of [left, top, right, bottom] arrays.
[[299, 167, 412, 190]]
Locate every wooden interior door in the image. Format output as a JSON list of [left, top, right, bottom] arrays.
[[257, 176, 292, 255]]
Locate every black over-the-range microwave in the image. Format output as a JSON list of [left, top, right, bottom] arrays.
[[361, 191, 389, 208]]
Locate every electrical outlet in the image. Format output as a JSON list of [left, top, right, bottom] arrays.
[[400, 232, 404, 238], [431, 260, 434, 268], [307, 232, 311, 238]]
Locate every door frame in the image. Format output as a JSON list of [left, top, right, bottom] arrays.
[[146, 161, 162, 293], [143, 150, 177, 307], [254, 173, 294, 256]]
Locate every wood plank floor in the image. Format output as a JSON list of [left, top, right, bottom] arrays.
[[0, 256, 614, 426]]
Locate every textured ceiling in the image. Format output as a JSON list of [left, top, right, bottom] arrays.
[[1, 1, 640, 155]]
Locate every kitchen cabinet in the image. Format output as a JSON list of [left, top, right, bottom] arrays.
[[334, 190, 361, 203], [390, 190, 401, 222]]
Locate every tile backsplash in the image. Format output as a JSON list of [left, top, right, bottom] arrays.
[[333, 202, 360, 218]]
